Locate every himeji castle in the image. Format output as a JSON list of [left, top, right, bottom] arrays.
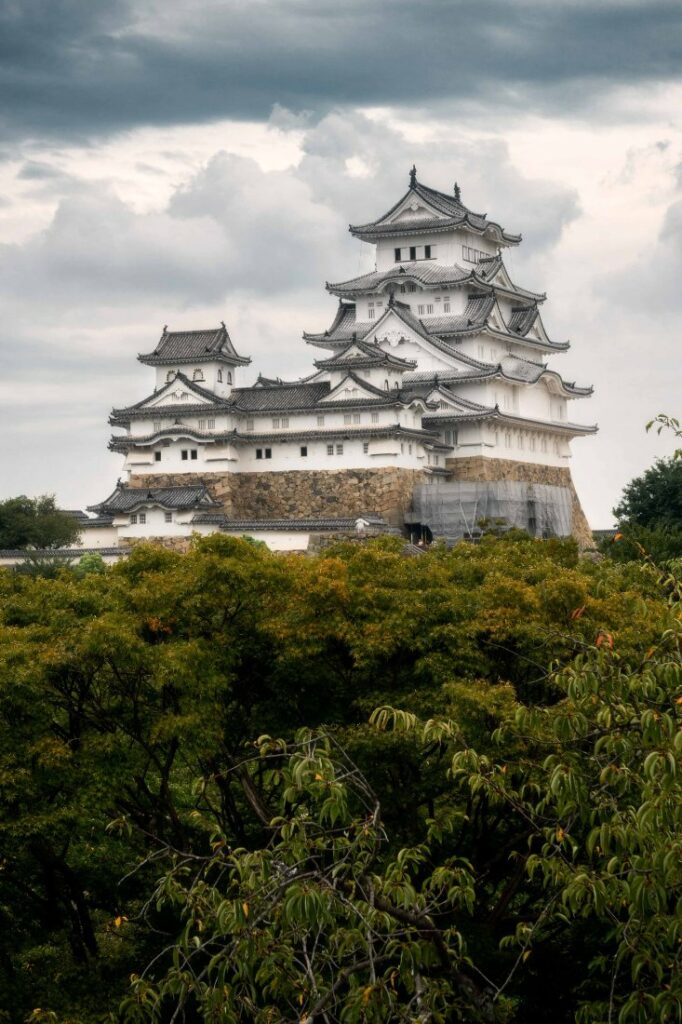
[[74, 168, 596, 554]]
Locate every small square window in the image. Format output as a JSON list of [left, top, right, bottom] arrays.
[[190, 449, 198, 460], [443, 302, 451, 313], [408, 284, 417, 292], [272, 417, 280, 428], [363, 442, 369, 454], [417, 305, 425, 315], [153, 420, 161, 431], [336, 444, 344, 455], [300, 446, 308, 457], [198, 419, 206, 430], [281, 417, 289, 428], [265, 448, 272, 459], [327, 444, 334, 456], [317, 415, 325, 426], [426, 304, 433, 314], [353, 413, 360, 424], [368, 308, 375, 319], [344, 413, 352, 425], [154, 451, 161, 462], [256, 448, 263, 459], [409, 246, 416, 260], [394, 247, 401, 262], [164, 511, 172, 523], [139, 513, 146, 525], [181, 450, 188, 461], [424, 245, 431, 258], [207, 418, 215, 429], [130, 514, 137, 524], [371, 412, 379, 424]]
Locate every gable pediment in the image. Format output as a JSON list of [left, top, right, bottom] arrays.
[[140, 377, 216, 411], [320, 374, 386, 404], [383, 193, 447, 226]]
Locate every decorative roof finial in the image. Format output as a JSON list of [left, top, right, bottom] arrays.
[[162, 324, 168, 333], [220, 320, 226, 329], [454, 182, 461, 202], [409, 164, 417, 188]]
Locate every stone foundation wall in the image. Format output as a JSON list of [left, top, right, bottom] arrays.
[[129, 468, 427, 527], [444, 457, 593, 548]]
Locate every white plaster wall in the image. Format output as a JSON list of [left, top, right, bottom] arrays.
[[235, 436, 429, 473], [153, 362, 238, 397], [222, 529, 310, 551], [375, 230, 499, 271], [76, 525, 119, 548]]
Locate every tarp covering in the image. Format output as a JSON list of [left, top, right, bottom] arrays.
[[409, 480, 573, 541]]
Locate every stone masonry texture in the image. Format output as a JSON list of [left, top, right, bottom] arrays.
[[130, 457, 593, 547]]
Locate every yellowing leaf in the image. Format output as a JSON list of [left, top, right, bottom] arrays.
[[242, 902, 249, 918], [522, 950, 531, 962], [556, 828, 565, 843]]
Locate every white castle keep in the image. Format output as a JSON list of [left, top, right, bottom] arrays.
[[80, 168, 596, 552]]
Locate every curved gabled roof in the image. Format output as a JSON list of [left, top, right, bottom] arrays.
[[314, 338, 416, 371], [89, 484, 219, 515], [327, 261, 472, 297], [109, 371, 233, 426], [349, 174, 520, 246], [139, 323, 250, 367]]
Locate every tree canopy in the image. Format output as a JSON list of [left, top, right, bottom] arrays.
[[0, 534, 679, 1023], [0, 494, 81, 549], [613, 457, 682, 529]]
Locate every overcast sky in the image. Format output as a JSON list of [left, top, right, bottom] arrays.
[[2, 0, 682, 526]]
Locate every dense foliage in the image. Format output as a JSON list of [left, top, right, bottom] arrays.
[[613, 456, 682, 529], [0, 495, 81, 550], [0, 534, 679, 1022]]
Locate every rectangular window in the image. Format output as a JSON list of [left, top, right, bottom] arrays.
[[130, 514, 137, 524], [272, 417, 280, 428], [336, 444, 344, 455], [376, 301, 383, 309], [408, 284, 417, 292], [363, 442, 369, 454], [181, 450, 188, 461], [198, 419, 206, 429], [256, 448, 263, 459], [409, 246, 416, 260], [394, 247, 401, 262], [327, 444, 334, 456], [153, 420, 161, 432], [139, 513, 146, 525], [371, 412, 379, 423], [408, 444, 413, 454], [353, 413, 360, 424], [443, 300, 451, 313], [265, 448, 272, 459], [246, 418, 254, 431], [164, 511, 172, 523], [317, 415, 325, 426], [424, 245, 431, 258], [478, 344, 485, 358], [529, 435, 536, 452], [207, 418, 215, 429], [190, 449, 198, 460], [368, 308, 375, 319], [417, 304, 425, 315], [426, 304, 433, 314], [344, 413, 352, 425], [281, 416, 289, 428], [154, 451, 161, 462], [300, 446, 308, 457], [400, 442, 404, 453]]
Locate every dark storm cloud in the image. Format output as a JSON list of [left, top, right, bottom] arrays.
[[2, 0, 682, 143]]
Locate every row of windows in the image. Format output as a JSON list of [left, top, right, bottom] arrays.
[[165, 370, 233, 384], [394, 245, 435, 262], [153, 449, 197, 462], [245, 412, 384, 431], [129, 511, 173, 525], [495, 431, 560, 454], [254, 441, 421, 460], [152, 418, 216, 431], [367, 299, 384, 320], [462, 245, 488, 264]]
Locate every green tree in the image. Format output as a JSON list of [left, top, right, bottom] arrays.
[[0, 495, 81, 549], [123, 608, 682, 1024], [0, 534, 678, 1022], [613, 457, 682, 529]]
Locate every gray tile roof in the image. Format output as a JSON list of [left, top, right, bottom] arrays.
[[327, 261, 471, 296], [314, 338, 416, 370], [507, 305, 540, 336], [349, 178, 521, 244], [110, 372, 233, 424], [0, 547, 123, 559], [89, 485, 219, 515], [219, 515, 391, 533], [139, 323, 250, 366], [231, 381, 331, 411]]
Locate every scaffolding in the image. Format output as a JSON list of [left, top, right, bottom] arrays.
[[408, 480, 573, 542]]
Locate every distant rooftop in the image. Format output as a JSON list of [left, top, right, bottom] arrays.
[[139, 323, 250, 367]]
